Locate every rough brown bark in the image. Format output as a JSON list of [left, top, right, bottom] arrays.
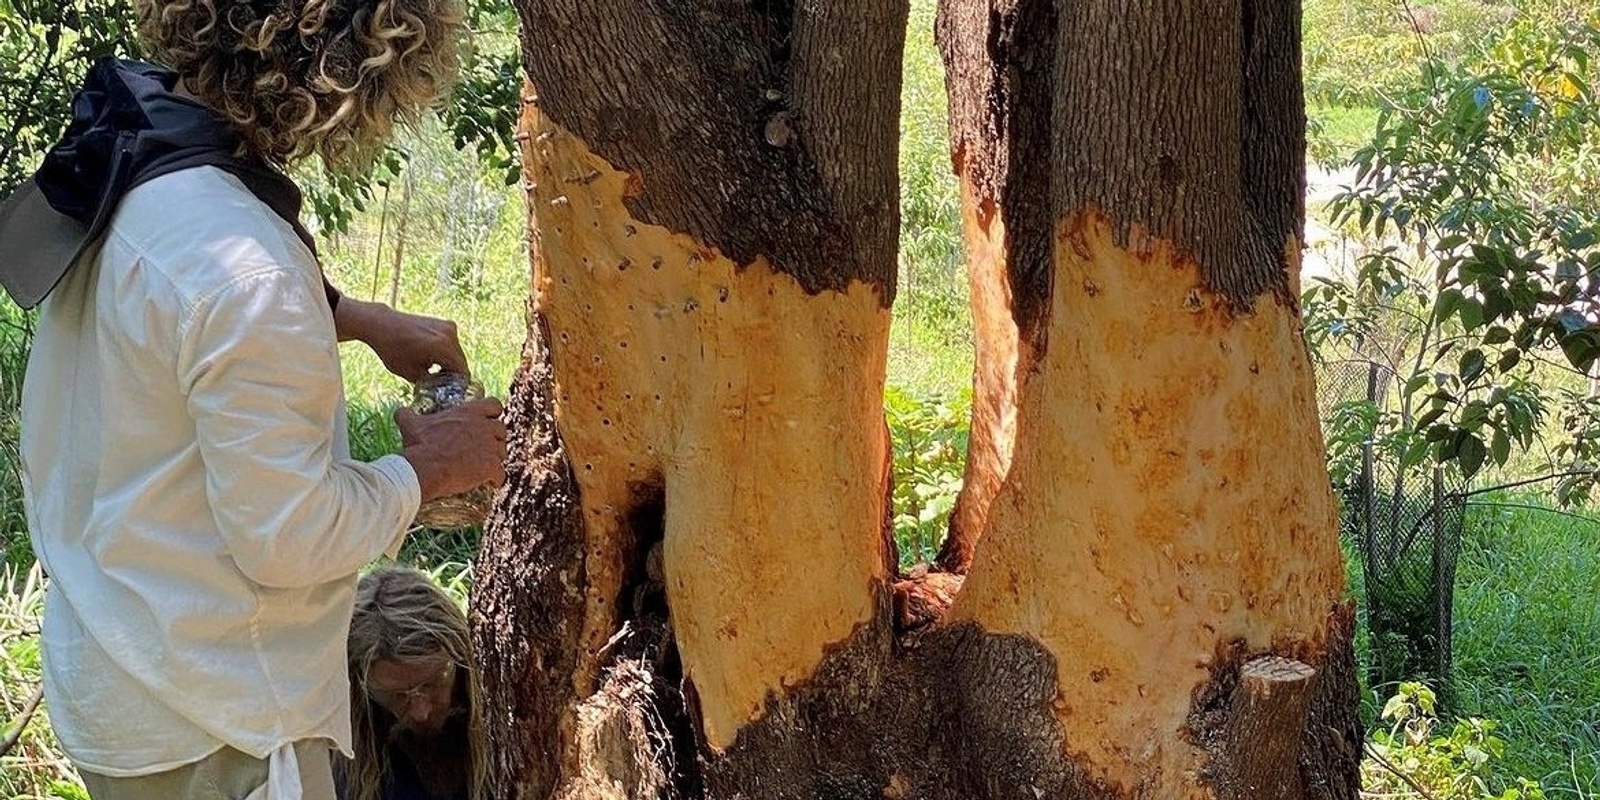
[[936, 0, 1055, 337], [1188, 604, 1364, 800], [1053, 0, 1303, 306], [471, 302, 588, 798], [478, 1, 1361, 798], [514, 0, 902, 301]]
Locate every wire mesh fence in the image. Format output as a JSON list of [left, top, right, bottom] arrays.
[[1317, 358, 1465, 709]]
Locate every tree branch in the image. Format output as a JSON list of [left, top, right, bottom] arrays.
[[1453, 470, 1592, 499], [0, 682, 44, 759], [1365, 741, 1445, 800], [1527, 349, 1592, 380], [1464, 499, 1600, 525]]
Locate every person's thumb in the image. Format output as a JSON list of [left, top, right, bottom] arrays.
[[393, 407, 423, 440]]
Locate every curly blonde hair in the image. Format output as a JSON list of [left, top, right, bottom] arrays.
[[135, 0, 464, 170]]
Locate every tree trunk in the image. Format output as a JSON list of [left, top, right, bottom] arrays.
[[475, 2, 1362, 799], [388, 170, 414, 309]]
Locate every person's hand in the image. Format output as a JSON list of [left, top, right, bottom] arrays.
[[396, 398, 508, 502], [335, 297, 470, 383]]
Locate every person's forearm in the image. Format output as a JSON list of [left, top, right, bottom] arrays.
[[332, 292, 386, 344], [328, 288, 470, 381]]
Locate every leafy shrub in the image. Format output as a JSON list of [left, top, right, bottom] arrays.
[[884, 386, 969, 567], [1364, 682, 1547, 800], [1, 307, 31, 569], [1306, 16, 1600, 497], [1303, 0, 1518, 109], [0, 0, 138, 195]]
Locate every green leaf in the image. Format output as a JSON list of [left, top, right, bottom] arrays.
[[1459, 434, 1488, 477], [1460, 298, 1485, 330], [1559, 308, 1589, 334], [1381, 693, 1410, 721], [1498, 348, 1522, 373], [1402, 438, 1432, 470], [1483, 288, 1512, 323], [49, 781, 91, 800], [1436, 288, 1465, 323], [1460, 349, 1486, 383], [1416, 408, 1446, 430], [1464, 743, 1490, 766], [1514, 320, 1540, 350], [1492, 427, 1511, 465], [1483, 326, 1512, 345], [1404, 373, 1431, 398], [1560, 330, 1600, 372]]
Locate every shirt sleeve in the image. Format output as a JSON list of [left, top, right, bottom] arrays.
[[177, 266, 420, 589]]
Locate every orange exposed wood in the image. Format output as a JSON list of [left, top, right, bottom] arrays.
[[956, 211, 1347, 796], [940, 172, 1027, 574], [519, 96, 893, 754]]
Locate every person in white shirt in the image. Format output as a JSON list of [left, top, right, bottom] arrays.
[[1, 2, 503, 799]]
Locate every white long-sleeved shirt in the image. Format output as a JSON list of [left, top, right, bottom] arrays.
[[19, 166, 420, 777]]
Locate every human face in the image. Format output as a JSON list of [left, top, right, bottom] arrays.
[[367, 655, 458, 735]]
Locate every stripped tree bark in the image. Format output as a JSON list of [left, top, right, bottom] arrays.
[[473, 1, 1363, 798]]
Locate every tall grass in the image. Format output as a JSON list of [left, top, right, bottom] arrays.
[[1453, 498, 1600, 797], [891, 0, 971, 399], [1, 306, 31, 569], [318, 124, 532, 577], [320, 123, 531, 412], [0, 562, 82, 800], [1337, 495, 1600, 797], [1308, 104, 1382, 168]]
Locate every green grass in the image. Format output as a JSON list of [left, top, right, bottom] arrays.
[[1335, 496, 1600, 798], [1309, 104, 1382, 167], [1341, 493, 1600, 797], [319, 154, 530, 411], [0, 561, 82, 800], [315, 123, 534, 578], [1451, 498, 1600, 797]]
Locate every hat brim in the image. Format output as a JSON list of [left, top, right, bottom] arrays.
[[0, 181, 93, 310]]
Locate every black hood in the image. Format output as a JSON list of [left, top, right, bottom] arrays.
[[0, 57, 323, 308]]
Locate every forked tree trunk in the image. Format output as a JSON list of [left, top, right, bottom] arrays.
[[474, 2, 1362, 799]]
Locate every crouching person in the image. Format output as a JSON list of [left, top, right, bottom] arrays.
[[341, 567, 489, 800]]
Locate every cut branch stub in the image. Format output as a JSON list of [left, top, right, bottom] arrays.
[[1218, 656, 1319, 800]]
